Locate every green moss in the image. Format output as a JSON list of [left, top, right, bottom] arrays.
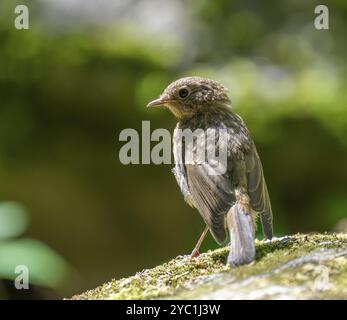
[[71, 233, 347, 300]]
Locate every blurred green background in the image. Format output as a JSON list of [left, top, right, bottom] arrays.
[[0, 0, 346, 298]]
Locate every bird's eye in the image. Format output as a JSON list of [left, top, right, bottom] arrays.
[[178, 88, 189, 99]]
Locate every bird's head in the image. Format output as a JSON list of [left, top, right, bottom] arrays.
[[147, 77, 231, 119]]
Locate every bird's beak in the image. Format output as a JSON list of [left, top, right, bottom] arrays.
[[146, 97, 166, 108]]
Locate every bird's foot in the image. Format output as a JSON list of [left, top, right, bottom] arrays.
[[190, 249, 200, 259]]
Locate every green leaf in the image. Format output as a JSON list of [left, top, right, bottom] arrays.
[[0, 202, 29, 240], [0, 238, 70, 288]]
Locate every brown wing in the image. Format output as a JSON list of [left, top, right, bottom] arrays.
[[245, 148, 273, 239], [185, 163, 234, 244]]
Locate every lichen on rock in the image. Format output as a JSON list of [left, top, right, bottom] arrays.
[[71, 233, 347, 300]]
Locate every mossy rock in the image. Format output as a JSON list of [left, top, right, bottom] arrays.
[[71, 233, 347, 300]]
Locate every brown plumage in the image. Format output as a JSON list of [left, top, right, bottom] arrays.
[[147, 76, 273, 266]]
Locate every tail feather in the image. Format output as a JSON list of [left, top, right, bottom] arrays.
[[227, 203, 255, 266]]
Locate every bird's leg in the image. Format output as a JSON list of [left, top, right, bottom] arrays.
[[190, 226, 209, 258]]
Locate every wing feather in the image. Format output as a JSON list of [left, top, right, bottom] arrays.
[[245, 149, 273, 239], [185, 163, 234, 244]]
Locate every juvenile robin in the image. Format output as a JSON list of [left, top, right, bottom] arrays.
[[147, 76, 273, 266]]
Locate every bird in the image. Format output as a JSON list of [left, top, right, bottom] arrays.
[[147, 76, 273, 266]]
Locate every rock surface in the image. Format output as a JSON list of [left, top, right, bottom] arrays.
[[71, 233, 347, 300]]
